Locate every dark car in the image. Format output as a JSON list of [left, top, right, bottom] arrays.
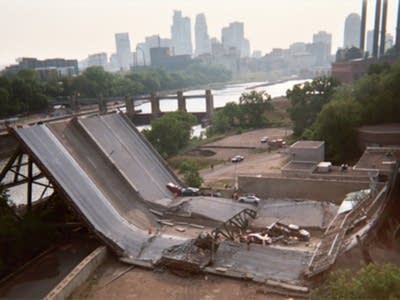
[[181, 187, 200, 196]]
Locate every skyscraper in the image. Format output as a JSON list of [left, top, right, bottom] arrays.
[[343, 13, 361, 48], [366, 30, 374, 56], [312, 31, 332, 65], [171, 10, 193, 56], [115, 33, 132, 71], [221, 22, 250, 57], [194, 13, 211, 56]]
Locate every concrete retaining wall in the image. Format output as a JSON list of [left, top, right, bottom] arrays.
[[239, 176, 370, 204], [44, 246, 108, 300]]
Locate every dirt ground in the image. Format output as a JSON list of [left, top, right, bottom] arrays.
[[195, 128, 291, 185], [71, 258, 285, 300]]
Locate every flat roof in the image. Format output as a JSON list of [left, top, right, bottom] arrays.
[[291, 140, 324, 149], [358, 123, 400, 134]]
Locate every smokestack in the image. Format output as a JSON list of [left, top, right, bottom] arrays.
[[379, 0, 388, 56], [397, 0, 400, 51], [373, 0, 382, 58], [360, 0, 367, 51]]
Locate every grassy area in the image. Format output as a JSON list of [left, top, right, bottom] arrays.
[[168, 156, 225, 172]]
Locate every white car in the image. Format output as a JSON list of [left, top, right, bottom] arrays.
[[260, 136, 269, 143], [238, 195, 260, 205], [231, 155, 244, 163]]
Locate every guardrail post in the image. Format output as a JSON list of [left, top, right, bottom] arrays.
[[177, 91, 186, 112]]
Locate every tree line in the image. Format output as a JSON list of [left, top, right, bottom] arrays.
[[287, 61, 400, 163], [0, 63, 232, 117]]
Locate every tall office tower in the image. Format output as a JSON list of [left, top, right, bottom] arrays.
[[115, 33, 132, 71], [343, 13, 361, 48], [221, 21, 250, 57], [312, 31, 332, 65], [195, 13, 211, 56], [385, 33, 394, 52], [171, 10, 193, 56], [366, 29, 374, 55]]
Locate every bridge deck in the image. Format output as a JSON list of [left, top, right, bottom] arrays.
[[78, 114, 180, 202], [13, 121, 186, 260]]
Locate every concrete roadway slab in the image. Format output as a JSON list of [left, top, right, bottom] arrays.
[[174, 197, 254, 223], [254, 199, 338, 229], [210, 241, 310, 283], [78, 114, 179, 202]]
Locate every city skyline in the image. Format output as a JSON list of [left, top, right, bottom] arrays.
[[0, 0, 399, 66]]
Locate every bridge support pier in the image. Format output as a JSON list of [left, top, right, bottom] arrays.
[[205, 89, 214, 119], [125, 96, 135, 116], [151, 93, 161, 118], [69, 95, 79, 114], [177, 91, 186, 112], [98, 96, 107, 114]]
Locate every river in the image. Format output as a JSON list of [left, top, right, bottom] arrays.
[[136, 78, 308, 114]]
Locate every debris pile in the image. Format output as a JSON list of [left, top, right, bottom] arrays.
[[241, 222, 311, 246], [158, 232, 216, 273]]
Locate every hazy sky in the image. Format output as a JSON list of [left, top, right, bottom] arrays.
[[0, 0, 398, 66]]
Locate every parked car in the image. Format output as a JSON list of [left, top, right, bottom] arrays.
[[260, 136, 269, 143], [181, 187, 200, 196], [231, 155, 244, 163], [166, 182, 183, 196], [238, 195, 260, 205]]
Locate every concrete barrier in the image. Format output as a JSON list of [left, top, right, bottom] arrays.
[[239, 175, 370, 204], [44, 246, 108, 300]]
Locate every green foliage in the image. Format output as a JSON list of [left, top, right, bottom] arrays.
[[287, 76, 340, 137], [0, 69, 49, 117], [143, 111, 196, 158], [306, 87, 362, 162], [0, 186, 65, 278], [208, 91, 272, 136], [295, 62, 400, 163], [183, 169, 203, 188], [312, 264, 400, 300]]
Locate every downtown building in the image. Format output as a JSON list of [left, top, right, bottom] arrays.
[[343, 13, 361, 48], [3, 57, 78, 79], [221, 22, 250, 57], [115, 32, 132, 71], [171, 10, 193, 56], [194, 13, 211, 56]]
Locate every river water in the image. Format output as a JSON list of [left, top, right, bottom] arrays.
[[136, 79, 307, 114]]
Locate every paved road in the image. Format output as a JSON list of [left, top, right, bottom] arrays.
[[79, 114, 180, 202]]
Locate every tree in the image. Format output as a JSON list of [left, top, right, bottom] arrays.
[[287, 76, 340, 137], [183, 169, 203, 188], [239, 90, 272, 128], [143, 111, 196, 158], [306, 87, 362, 163], [312, 263, 400, 300]]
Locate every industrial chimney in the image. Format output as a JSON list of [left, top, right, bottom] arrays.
[[380, 0, 388, 56], [373, 0, 382, 58], [397, 0, 400, 51], [360, 0, 368, 51]]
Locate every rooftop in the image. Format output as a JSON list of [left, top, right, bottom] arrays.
[[291, 140, 324, 149]]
